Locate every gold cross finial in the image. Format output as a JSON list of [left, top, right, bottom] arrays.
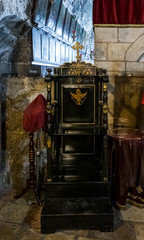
[[72, 41, 84, 61]]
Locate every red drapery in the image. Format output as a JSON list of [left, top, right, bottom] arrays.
[[141, 93, 144, 105], [23, 94, 47, 133], [93, 0, 144, 26]]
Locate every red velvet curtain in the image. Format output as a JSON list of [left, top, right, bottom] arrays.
[[93, 0, 144, 26]]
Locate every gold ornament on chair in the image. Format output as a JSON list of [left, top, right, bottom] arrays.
[[70, 89, 87, 106]]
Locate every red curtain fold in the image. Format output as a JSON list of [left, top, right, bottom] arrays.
[[23, 94, 47, 133], [93, 0, 144, 26], [141, 93, 144, 104]]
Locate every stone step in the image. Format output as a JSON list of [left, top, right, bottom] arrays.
[[41, 197, 114, 234], [56, 174, 101, 182], [42, 197, 112, 215], [45, 182, 111, 198]]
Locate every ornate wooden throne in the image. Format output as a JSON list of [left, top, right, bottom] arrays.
[[41, 48, 114, 233]]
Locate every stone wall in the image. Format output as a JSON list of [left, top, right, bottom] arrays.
[[0, 0, 30, 22], [0, 0, 32, 75], [94, 27, 144, 128], [0, 76, 47, 192]]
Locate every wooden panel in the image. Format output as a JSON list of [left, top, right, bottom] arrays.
[[76, 22, 80, 42], [55, 2, 66, 36], [79, 27, 83, 43], [32, 28, 74, 65], [46, 0, 61, 31], [60, 44, 66, 64], [35, 0, 49, 25], [56, 41, 61, 63], [65, 45, 69, 62], [48, 38, 50, 61], [81, 30, 86, 47], [42, 34, 48, 60], [63, 131, 94, 154], [32, 28, 42, 60], [69, 47, 73, 62], [61, 85, 95, 124], [73, 49, 76, 61], [69, 16, 76, 43], [63, 10, 71, 40], [50, 38, 56, 63]]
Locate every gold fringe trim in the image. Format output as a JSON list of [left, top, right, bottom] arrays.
[[127, 198, 144, 208], [136, 186, 143, 194], [116, 201, 126, 210], [128, 192, 144, 203], [93, 24, 144, 28]]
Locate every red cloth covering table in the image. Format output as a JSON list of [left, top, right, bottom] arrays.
[[108, 128, 144, 208]]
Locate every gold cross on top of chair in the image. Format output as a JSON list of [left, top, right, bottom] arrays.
[[72, 41, 84, 62]]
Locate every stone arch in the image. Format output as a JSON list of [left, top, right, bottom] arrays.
[[126, 34, 144, 62], [137, 53, 144, 62]]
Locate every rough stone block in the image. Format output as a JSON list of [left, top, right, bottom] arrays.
[[119, 28, 144, 43], [0, 221, 20, 240], [94, 61, 125, 73], [11, 62, 41, 77], [108, 43, 130, 61], [94, 43, 107, 60], [11, 62, 30, 76], [0, 202, 29, 224], [94, 27, 118, 42], [109, 75, 115, 88], [19, 37, 28, 48], [45, 232, 76, 240], [126, 34, 144, 62], [126, 62, 144, 72]]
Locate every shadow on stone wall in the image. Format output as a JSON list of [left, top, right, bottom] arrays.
[[114, 76, 144, 129]]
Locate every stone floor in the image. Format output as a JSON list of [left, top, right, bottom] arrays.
[[0, 186, 144, 240]]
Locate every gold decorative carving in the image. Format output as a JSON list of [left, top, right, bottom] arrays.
[[103, 83, 107, 92], [68, 67, 93, 76], [76, 78, 82, 83], [66, 61, 93, 76], [70, 88, 87, 106], [103, 177, 108, 181], [102, 104, 108, 113], [47, 137, 52, 148], [46, 103, 51, 113], [136, 186, 143, 194], [47, 178, 52, 182]]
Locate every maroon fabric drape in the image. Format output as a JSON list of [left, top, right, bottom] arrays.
[[108, 128, 144, 208], [93, 0, 144, 26], [141, 93, 144, 104], [23, 94, 47, 132]]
